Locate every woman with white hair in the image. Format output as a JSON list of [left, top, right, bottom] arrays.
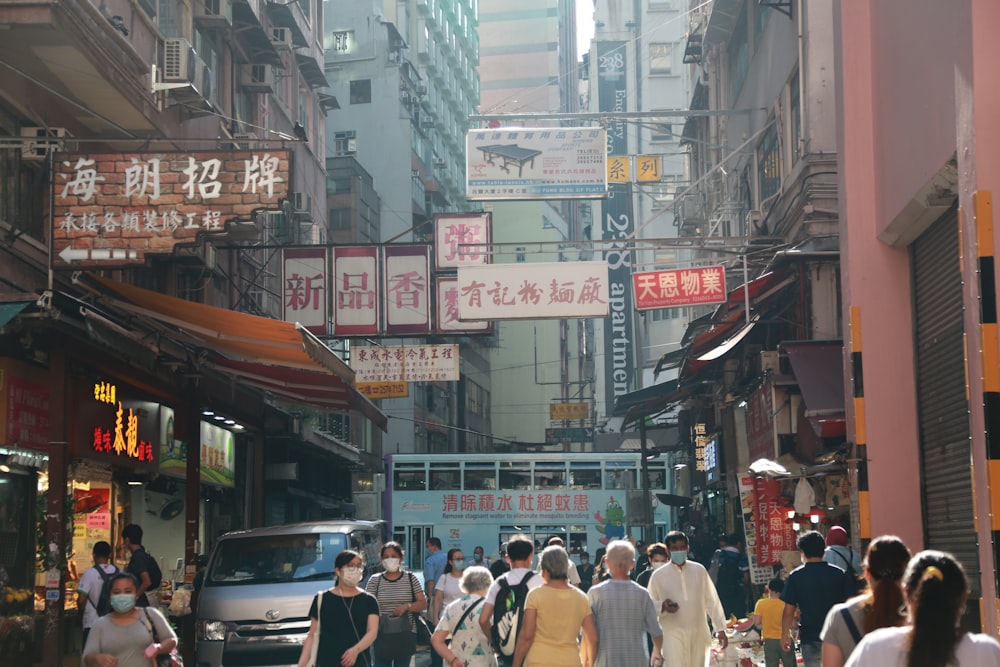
[[586, 540, 664, 667], [512, 545, 597, 667], [432, 565, 497, 667]]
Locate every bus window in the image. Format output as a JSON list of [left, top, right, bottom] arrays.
[[647, 461, 667, 489], [569, 462, 602, 489], [394, 463, 426, 490], [569, 526, 588, 559], [604, 461, 637, 489], [499, 461, 531, 489], [429, 462, 460, 490], [534, 462, 567, 489], [464, 462, 497, 490]]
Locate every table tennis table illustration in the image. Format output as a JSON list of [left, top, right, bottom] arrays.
[[476, 144, 542, 177]]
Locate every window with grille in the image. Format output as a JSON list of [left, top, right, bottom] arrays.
[[757, 122, 781, 208]]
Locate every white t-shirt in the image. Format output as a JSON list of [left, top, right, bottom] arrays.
[[77, 563, 119, 629], [436, 572, 466, 613], [484, 567, 543, 605], [845, 626, 1000, 667]]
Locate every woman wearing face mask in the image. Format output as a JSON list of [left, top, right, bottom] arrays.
[[365, 542, 427, 667], [82, 572, 177, 667], [433, 549, 467, 624], [298, 550, 379, 667]]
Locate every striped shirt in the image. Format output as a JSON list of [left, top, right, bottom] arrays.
[[587, 579, 662, 667], [366, 571, 422, 632]]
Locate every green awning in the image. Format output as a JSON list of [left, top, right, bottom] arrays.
[[0, 300, 32, 329]]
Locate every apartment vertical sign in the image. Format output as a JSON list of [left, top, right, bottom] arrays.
[[597, 41, 635, 417], [53, 151, 290, 267]]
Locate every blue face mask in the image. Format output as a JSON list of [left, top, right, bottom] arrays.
[[473, 554, 483, 562], [452, 559, 466, 570], [670, 550, 688, 565], [110, 594, 136, 613]]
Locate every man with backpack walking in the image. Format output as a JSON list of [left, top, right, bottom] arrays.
[[478, 536, 542, 666], [76, 541, 119, 648], [822, 526, 863, 592], [123, 523, 162, 607], [710, 533, 751, 618]]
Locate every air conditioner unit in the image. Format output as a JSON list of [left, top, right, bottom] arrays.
[[232, 131, 257, 150], [270, 27, 293, 48], [240, 64, 274, 92], [292, 192, 312, 214], [415, 84, 427, 96], [746, 209, 762, 231], [421, 118, 434, 128], [164, 38, 197, 82], [20, 127, 69, 160], [195, 0, 232, 27]]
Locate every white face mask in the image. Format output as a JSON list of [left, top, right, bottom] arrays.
[[650, 560, 667, 570], [382, 558, 401, 573], [340, 566, 363, 586]]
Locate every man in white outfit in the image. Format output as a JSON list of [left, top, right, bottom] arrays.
[[648, 530, 729, 667]]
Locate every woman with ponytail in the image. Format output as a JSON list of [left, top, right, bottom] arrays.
[[844, 550, 1000, 667], [820, 535, 910, 666]]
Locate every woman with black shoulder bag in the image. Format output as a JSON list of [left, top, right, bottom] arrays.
[[366, 541, 428, 667]]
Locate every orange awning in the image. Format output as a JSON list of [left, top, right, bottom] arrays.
[[80, 273, 387, 430]]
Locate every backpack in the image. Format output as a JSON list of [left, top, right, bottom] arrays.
[[831, 547, 864, 591], [142, 549, 163, 591], [88, 564, 120, 617], [715, 550, 742, 598], [491, 571, 536, 660]]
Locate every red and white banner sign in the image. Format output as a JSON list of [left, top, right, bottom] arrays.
[[333, 246, 379, 336], [282, 247, 328, 335], [632, 265, 727, 310], [436, 276, 491, 333], [353, 344, 459, 383], [435, 213, 491, 270], [753, 477, 796, 565], [457, 261, 610, 320], [385, 245, 431, 335]]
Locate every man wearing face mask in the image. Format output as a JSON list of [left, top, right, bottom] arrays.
[[647, 530, 728, 667], [636, 543, 669, 588]]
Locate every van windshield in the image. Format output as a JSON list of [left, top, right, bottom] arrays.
[[206, 533, 348, 585]]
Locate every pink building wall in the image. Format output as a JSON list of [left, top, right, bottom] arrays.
[[837, 0, 1000, 633]]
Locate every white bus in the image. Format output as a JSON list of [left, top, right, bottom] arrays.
[[385, 452, 676, 569]]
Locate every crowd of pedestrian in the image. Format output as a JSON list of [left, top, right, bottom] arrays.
[[76, 521, 1000, 667]]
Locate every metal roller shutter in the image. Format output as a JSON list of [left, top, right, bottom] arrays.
[[911, 206, 981, 630]]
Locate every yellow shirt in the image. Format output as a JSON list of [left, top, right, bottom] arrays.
[[753, 597, 786, 640], [524, 584, 591, 667]]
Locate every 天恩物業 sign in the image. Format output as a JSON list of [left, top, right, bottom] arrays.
[[466, 128, 607, 200], [632, 266, 727, 310], [54, 151, 290, 267]]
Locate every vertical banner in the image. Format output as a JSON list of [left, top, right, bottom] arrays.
[[384, 245, 431, 335], [753, 476, 794, 566], [281, 247, 329, 335], [597, 41, 635, 417], [436, 276, 491, 333], [332, 246, 380, 336], [738, 475, 777, 584], [747, 377, 778, 462]]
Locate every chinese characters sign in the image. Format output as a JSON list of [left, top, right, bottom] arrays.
[[352, 345, 459, 383], [436, 277, 491, 334], [53, 150, 290, 267], [738, 475, 778, 584], [694, 423, 708, 472], [2, 359, 51, 451], [385, 245, 431, 335], [466, 128, 607, 200], [550, 402, 590, 420], [632, 266, 727, 310], [333, 246, 379, 336], [435, 213, 491, 270], [282, 247, 328, 335], [356, 382, 409, 399], [85, 382, 157, 467], [753, 476, 796, 566], [456, 261, 610, 320], [398, 490, 597, 522]]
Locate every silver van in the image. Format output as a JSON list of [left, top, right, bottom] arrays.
[[195, 520, 383, 667]]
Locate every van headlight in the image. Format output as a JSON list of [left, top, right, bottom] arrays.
[[197, 620, 227, 641]]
